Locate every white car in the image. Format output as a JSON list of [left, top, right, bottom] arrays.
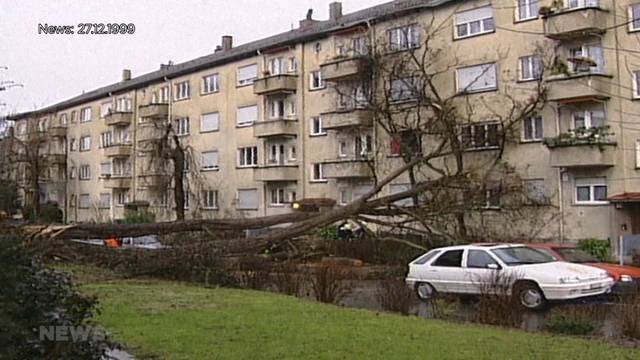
[[405, 244, 614, 310]]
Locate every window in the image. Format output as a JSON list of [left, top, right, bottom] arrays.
[[339, 141, 348, 157], [202, 151, 219, 171], [457, 63, 498, 93], [636, 139, 640, 168], [99, 193, 111, 209], [184, 191, 190, 210], [174, 80, 190, 100], [573, 109, 605, 129], [202, 190, 219, 209], [79, 194, 91, 209], [517, 0, 539, 21], [269, 97, 295, 119], [391, 77, 419, 102], [576, 178, 608, 204], [310, 116, 326, 136], [79, 136, 91, 151], [238, 146, 258, 167], [310, 71, 325, 90], [567, 0, 599, 10], [390, 130, 421, 156], [115, 190, 129, 207], [201, 112, 220, 132], [289, 145, 297, 161], [268, 57, 284, 75], [433, 250, 464, 267], [116, 97, 132, 112], [525, 179, 548, 204], [237, 105, 258, 127], [69, 166, 76, 179], [70, 111, 77, 124], [59, 113, 68, 126], [455, 6, 495, 39], [460, 123, 501, 150], [79, 165, 91, 180], [80, 107, 92, 122], [100, 162, 112, 177], [270, 188, 286, 206], [522, 116, 543, 141], [68, 138, 76, 151], [353, 36, 369, 56], [100, 102, 113, 118], [175, 117, 190, 136], [519, 55, 542, 81], [355, 134, 373, 157], [631, 4, 640, 31], [113, 158, 131, 176], [387, 24, 420, 51], [202, 74, 219, 94], [100, 132, 113, 148], [339, 189, 350, 205], [467, 250, 499, 269], [483, 186, 502, 209], [153, 86, 169, 104], [238, 64, 258, 86], [311, 163, 326, 182], [633, 70, 640, 99], [568, 45, 604, 73], [288, 57, 298, 73], [314, 42, 322, 54], [237, 189, 258, 210]]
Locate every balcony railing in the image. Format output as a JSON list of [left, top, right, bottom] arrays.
[[138, 174, 168, 188], [542, 7, 608, 40], [546, 73, 612, 102], [47, 153, 66, 165], [253, 165, 299, 182], [544, 127, 616, 168], [322, 109, 372, 130], [253, 119, 298, 138], [104, 111, 134, 126], [102, 175, 132, 189], [320, 56, 369, 82], [139, 103, 169, 119], [48, 126, 67, 138], [323, 158, 374, 179], [254, 74, 298, 95], [104, 144, 133, 157]]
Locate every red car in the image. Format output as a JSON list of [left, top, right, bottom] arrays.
[[530, 243, 640, 294]]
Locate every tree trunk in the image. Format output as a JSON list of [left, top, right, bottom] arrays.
[[172, 135, 186, 221]]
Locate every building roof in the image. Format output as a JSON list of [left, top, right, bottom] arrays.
[[8, 0, 459, 120], [608, 193, 640, 203]]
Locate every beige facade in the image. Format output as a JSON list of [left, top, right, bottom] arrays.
[[7, 0, 640, 243]]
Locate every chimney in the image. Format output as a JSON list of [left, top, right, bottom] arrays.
[[329, 2, 343, 21], [299, 8, 319, 30], [222, 35, 233, 51], [122, 69, 131, 81]]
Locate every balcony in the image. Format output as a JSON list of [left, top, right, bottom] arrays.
[[104, 144, 133, 158], [102, 176, 132, 189], [104, 111, 134, 126], [47, 153, 66, 165], [48, 126, 67, 138], [543, 7, 608, 40], [545, 128, 616, 168], [254, 74, 298, 95], [137, 125, 164, 143], [254, 165, 299, 182], [253, 119, 298, 138], [138, 174, 168, 188], [322, 109, 372, 130], [320, 56, 368, 81], [323, 158, 374, 179], [139, 103, 169, 119], [546, 73, 612, 103]]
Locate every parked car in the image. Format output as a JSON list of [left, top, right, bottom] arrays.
[[405, 244, 614, 311], [72, 235, 167, 250], [529, 243, 640, 294]]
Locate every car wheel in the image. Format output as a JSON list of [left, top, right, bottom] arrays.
[[514, 282, 547, 311], [415, 282, 437, 301]]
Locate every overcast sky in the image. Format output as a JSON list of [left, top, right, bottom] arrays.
[[0, 0, 389, 116]]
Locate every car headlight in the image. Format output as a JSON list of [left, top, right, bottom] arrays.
[[620, 275, 634, 282], [559, 276, 581, 284]]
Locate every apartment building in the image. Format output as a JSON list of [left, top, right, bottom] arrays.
[[6, 0, 640, 243]]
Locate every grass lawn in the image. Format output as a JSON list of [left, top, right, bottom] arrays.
[[74, 272, 640, 360]]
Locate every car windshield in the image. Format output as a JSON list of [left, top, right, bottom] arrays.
[[491, 246, 556, 266], [554, 248, 598, 263]]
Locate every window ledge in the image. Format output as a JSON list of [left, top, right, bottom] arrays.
[[236, 123, 255, 128], [200, 90, 220, 96], [514, 16, 539, 24], [173, 98, 191, 103], [454, 29, 496, 41], [310, 132, 328, 137], [200, 129, 220, 134], [310, 180, 328, 184], [574, 202, 609, 207], [201, 168, 220, 173], [309, 86, 326, 92], [520, 139, 544, 144]]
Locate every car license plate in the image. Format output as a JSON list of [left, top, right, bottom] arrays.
[[590, 283, 601, 290]]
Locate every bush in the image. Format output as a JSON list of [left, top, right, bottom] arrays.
[[317, 225, 339, 241], [122, 210, 155, 224], [0, 233, 113, 359], [616, 293, 640, 339], [376, 279, 414, 315], [24, 202, 63, 223], [310, 264, 351, 304], [0, 180, 19, 216], [578, 239, 611, 262], [546, 308, 597, 336], [271, 263, 304, 297]]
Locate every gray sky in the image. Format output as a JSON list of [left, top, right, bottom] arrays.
[[0, 0, 389, 116]]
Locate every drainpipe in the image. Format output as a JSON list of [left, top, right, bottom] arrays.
[[300, 43, 307, 199], [555, 105, 565, 242]]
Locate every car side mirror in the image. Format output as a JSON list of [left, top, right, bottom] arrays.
[[487, 263, 501, 270]]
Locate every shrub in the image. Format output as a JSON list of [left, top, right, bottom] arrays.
[[616, 293, 640, 339], [24, 202, 63, 223], [310, 264, 351, 304], [472, 271, 522, 327], [237, 270, 271, 291], [0, 233, 113, 359], [317, 225, 339, 241], [376, 279, 414, 315], [546, 308, 597, 336], [578, 239, 611, 262], [0, 180, 19, 216], [122, 210, 155, 224], [271, 263, 304, 297]]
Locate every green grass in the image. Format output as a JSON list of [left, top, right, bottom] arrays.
[[78, 277, 640, 360]]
